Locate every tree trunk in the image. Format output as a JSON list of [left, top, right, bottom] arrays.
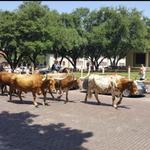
[[60, 57, 64, 65], [95, 61, 99, 71], [91, 59, 95, 71], [65, 56, 77, 71]]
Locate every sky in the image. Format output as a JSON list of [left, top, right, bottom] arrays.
[[0, 1, 150, 18]]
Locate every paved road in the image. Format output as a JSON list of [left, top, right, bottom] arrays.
[[0, 90, 150, 150]]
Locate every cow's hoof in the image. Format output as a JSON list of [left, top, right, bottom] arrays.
[[34, 103, 38, 108], [113, 104, 118, 109], [43, 102, 49, 106], [98, 102, 101, 105]]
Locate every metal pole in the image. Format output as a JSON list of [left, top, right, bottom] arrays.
[[81, 66, 83, 77], [102, 67, 105, 74], [128, 66, 131, 80]]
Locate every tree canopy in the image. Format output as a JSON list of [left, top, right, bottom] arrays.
[[0, 3, 149, 71]]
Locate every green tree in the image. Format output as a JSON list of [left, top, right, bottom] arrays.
[[51, 11, 88, 70], [49, 26, 87, 70], [85, 25, 108, 71], [0, 11, 24, 71], [101, 7, 148, 66], [85, 7, 148, 67], [16, 1, 53, 68]]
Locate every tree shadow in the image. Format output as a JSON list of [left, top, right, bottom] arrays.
[[0, 111, 93, 150]]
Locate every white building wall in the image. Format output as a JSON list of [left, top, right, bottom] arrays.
[[46, 54, 126, 70]]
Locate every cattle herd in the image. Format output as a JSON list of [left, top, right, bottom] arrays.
[[0, 70, 138, 109]]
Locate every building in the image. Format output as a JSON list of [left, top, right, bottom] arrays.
[[0, 52, 126, 70], [46, 54, 126, 71], [126, 51, 150, 67]]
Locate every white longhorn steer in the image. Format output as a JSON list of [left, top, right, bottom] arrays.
[[84, 74, 138, 108]]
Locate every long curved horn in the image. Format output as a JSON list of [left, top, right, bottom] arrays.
[[53, 76, 67, 80], [79, 66, 91, 80], [42, 74, 48, 81]]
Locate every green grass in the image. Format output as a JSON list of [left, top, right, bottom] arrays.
[[74, 71, 150, 80]]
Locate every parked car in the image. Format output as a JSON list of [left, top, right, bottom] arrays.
[[39, 68, 51, 74], [122, 80, 148, 97], [81, 78, 148, 97]]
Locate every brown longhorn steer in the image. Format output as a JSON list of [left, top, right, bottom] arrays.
[[0, 71, 16, 95], [49, 75, 82, 103], [10, 73, 55, 107]]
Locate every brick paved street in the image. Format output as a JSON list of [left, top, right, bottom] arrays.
[[0, 90, 150, 150]]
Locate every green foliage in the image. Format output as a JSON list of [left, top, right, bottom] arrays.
[[0, 3, 150, 70], [16, 1, 55, 67], [85, 7, 148, 67], [0, 10, 23, 70]]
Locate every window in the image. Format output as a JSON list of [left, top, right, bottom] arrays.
[[135, 53, 145, 65]]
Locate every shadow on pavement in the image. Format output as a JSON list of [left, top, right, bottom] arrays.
[[0, 111, 93, 150], [80, 101, 130, 109]]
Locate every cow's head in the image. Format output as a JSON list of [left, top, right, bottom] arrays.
[[127, 80, 138, 95], [42, 75, 56, 92], [72, 78, 83, 90], [49, 78, 56, 92]]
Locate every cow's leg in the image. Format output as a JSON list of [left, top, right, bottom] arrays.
[[64, 89, 69, 104], [94, 89, 101, 104], [50, 92, 55, 99], [1, 84, 4, 95], [42, 89, 48, 106], [32, 92, 38, 107], [57, 89, 63, 100], [117, 93, 123, 106], [84, 87, 90, 103], [84, 93, 88, 103], [4, 85, 8, 94], [18, 90, 23, 102], [49, 89, 55, 99], [9, 85, 13, 101], [112, 95, 117, 108], [111, 90, 118, 109], [1, 84, 7, 95]]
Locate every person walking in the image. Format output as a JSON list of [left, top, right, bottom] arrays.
[[139, 64, 146, 80]]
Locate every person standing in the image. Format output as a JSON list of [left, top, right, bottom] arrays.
[[139, 64, 146, 80], [51, 60, 61, 72]]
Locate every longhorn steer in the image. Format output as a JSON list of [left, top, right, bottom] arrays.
[[84, 74, 138, 108], [0, 71, 16, 95], [49, 75, 82, 103], [9, 73, 55, 107]]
